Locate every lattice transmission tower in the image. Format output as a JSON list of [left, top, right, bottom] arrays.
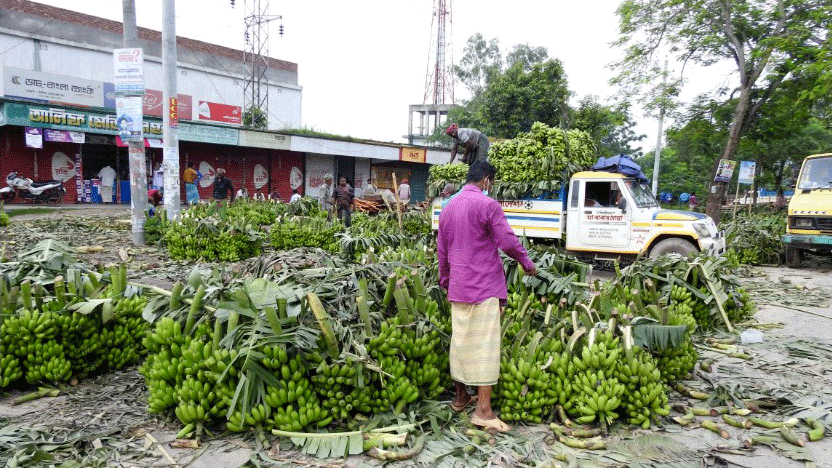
[[237, 0, 282, 128], [423, 0, 454, 105], [408, 0, 456, 144]]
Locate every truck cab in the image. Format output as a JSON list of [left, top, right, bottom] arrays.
[[783, 153, 832, 267], [565, 172, 724, 260], [432, 171, 726, 260]]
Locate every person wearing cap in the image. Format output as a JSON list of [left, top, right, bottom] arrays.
[[446, 124, 490, 164], [318, 174, 335, 219], [212, 168, 235, 204]]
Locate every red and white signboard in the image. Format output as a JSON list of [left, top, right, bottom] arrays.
[[143, 90, 192, 119], [198, 101, 241, 125], [199, 161, 216, 188], [52, 152, 77, 181], [253, 164, 268, 189]]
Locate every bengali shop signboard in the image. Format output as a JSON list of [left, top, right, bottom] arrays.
[[3, 103, 162, 138], [198, 101, 241, 125], [2, 66, 104, 108], [400, 147, 427, 163]]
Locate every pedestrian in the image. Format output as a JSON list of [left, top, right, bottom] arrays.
[[364, 178, 377, 196], [97, 165, 116, 204], [147, 188, 162, 207], [332, 176, 354, 227], [212, 168, 235, 205], [318, 174, 334, 220], [437, 160, 537, 433], [398, 178, 411, 204], [689, 192, 698, 211], [183, 161, 200, 205], [440, 183, 458, 208], [446, 124, 490, 164], [254, 189, 267, 201], [290, 189, 302, 203], [235, 187, 249, 200], [269, 188, 281, 202], [153, 163, 164, 191]]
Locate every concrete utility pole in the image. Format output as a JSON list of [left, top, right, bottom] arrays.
[[122, 0, 148, 245], [162, 0, 181, 217], [651, 59, 668, 198]]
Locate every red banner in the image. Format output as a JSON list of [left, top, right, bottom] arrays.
[[143, 90, 192, 119], [198, 101, 242, 125]]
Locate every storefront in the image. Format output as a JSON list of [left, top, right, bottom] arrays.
[[370, 147, 430, 202]]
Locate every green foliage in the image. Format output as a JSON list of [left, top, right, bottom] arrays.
[[721, 212, 786, 265], [571, 95, 645, 157], [0, 211, 9, 227], [242, 106, 267, 129]]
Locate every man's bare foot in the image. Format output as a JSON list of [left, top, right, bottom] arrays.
[[472, 408, 496, 420]]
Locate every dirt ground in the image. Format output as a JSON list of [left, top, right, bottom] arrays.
[[1, 207, 832, 467]]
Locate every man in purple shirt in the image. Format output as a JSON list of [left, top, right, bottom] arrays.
[[437, 160, 537, 432]]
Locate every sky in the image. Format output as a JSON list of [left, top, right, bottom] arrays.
[[36, 0, 737, 150]]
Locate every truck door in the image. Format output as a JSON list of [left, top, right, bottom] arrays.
[[577, 180, 631, 249]]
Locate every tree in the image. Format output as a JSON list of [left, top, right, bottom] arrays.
[[506, 43, 549, 71], [479, 59, 571, 138], [243, 106, 268, 129], [612, 0, 832, 221], [453, 33, 502, 99], [571, 96, 646, 157]]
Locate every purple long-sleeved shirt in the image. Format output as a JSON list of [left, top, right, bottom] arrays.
[[438, 185, 535, 304]]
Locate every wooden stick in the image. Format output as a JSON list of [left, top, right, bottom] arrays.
[[11, 388, 59, 406], [391, 172, 403, 234], [145, 433, 181, 467]]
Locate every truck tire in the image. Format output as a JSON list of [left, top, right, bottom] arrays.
[[785, 245, 802, 268], [649, 238, 698, 259]]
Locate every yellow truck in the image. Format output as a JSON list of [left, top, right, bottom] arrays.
[[783, 153, 832, 267]]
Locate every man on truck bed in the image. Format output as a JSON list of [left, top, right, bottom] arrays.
[[446, 124, 490, 164], [438, 160, 537, 433]]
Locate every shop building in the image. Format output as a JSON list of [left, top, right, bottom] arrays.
[[0, 0, 447, 204]]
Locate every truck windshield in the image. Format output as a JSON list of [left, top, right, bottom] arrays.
[[797, 157, 832, 189], [626, 181, 659, 208]]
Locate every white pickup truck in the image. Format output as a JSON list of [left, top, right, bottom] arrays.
[[432, 170, 726, 260]]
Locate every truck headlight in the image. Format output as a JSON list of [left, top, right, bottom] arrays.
[[792, 217, 814, 228], [693, 223, 711, 238]]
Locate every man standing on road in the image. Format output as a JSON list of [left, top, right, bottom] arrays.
[[318, 174, 334, 220], [446, 124, 490, 164], [437, 160, 537, 433], [183, 162, 200, 205], [332, 176, 355, 227], [212, 168, 235, 205]]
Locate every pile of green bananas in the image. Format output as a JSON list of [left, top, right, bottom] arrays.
[[0, 343, 22, 387], [309, 357, 370, 425], [618, 348, 670, 428], [668, 285, 697, 333], [259, 345, 327, 432], [271, 216, 342, 253], [497, 335, 562, 424], [570, 332, 625, 425], [489, 123, 595, 183], [428, 163, 469, 182], [367, 317, 422, 413], [0, 211, 9, 227], [165, 218, 262, 261], [225, 199, 285, 226]]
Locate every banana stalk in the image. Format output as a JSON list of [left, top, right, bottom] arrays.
[[780, 425, 806, 447], [700, 420, 729, 439], [184, 285, 206, 335]]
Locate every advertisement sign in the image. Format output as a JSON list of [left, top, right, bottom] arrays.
[[169, 97, 179, 128], [177, 122, 239, 146], [24, 126, 42, 148], [714, 159, 737, 183], [51, 152, 76, 181], [737, 161, 756, 185], [4, 67, 103, 108], [115, 96, 144, 141], [400, 147, 426, 164], [44, 129, 85, 144], [113, 48, 144, 95], [198, 161, 216, 188], [238, 129, 290, 150], [372, 167, 412, 191], [130, 89, 193, 119], [290, 167, 303, 190], [198, 101, 242, 125], [5, 103, 163, 138], [253, 164, 268, 189]]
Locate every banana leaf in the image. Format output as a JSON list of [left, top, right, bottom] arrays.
[[631, 317, 688, 353]]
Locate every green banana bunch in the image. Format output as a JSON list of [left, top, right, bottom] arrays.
[[0, 345, 22, 388], [571, 332, 625, 425], [618, 348, 670, 428], [655, 337, 698, 383]]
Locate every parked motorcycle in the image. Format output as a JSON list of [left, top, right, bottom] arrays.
[[2, 172, 66, 204]]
